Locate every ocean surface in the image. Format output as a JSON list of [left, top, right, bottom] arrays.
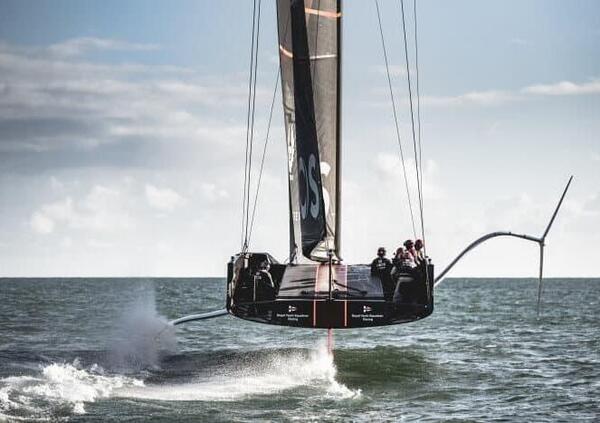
[[0, 277, 598, 422]]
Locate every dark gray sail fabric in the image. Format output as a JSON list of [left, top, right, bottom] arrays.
[[277, 0, 341, 261]]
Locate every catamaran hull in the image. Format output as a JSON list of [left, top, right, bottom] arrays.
[[230, 299, 433, 329], [226, 253, 434, 329]]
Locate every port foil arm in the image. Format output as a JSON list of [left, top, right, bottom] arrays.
[[170, 309, 228, 326], [434, 176, 573, 316]]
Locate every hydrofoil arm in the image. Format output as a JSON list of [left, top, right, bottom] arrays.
[[434, 176, 573, 315], [170, 309, 228, 326]]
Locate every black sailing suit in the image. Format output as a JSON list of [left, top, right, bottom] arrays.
[[371, 257, 393, 300]]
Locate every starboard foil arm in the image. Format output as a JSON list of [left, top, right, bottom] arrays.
[[170, 309, 228, 326], [434, 176, 573, 315]]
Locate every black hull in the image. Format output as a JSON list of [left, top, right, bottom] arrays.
[[226, 253, 434, 329]]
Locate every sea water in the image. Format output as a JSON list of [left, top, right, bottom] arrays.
[[0, 277, 598, 421]]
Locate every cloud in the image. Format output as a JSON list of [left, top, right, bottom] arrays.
[[396, 77, 600, 108], [87, 238, 113, 249], [29, 185, 134, 235], [145, 184, 187, 212], [375, 153, 443, 201], [370, 77, 600, 109], [582, 193, 600, 215], [48, 37, 159, 57], [200, 183, 229, 203], [421, 90, 516, 107], [523, 79, 600, 96], [371, 64, 407, 78], [0, 40, 252, 161], [510, 37, 531, 47], [30, 212, 55, 234]]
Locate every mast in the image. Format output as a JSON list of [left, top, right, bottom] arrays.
[[334, 0, 342, 258]]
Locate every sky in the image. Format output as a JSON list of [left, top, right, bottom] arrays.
[[0, 0, 598, 277]]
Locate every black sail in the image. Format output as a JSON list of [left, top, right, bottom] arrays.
[[277, 0, 341, 261]]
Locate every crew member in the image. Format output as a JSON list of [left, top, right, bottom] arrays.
[[403, 239, 417, 261], [371, 247, 393, 300], [414, 239, 425, 265], [392, 247, 404, 267], [371, 247, 391, 275], [390, 246, 404, 283], [254, 260, 276, 301]]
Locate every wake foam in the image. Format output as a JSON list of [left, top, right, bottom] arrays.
[[117, 342, 361, 402], [0, 344, 359, 419], [0, 360, 143, 419]]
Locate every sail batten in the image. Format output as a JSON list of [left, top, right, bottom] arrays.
[[279, 45, 337, 61], [278, 0, 341, 262], [304, 8, 341, 19]]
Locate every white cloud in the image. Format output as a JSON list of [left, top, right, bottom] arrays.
[[145, 184, 187, 212], [60, 237, 73, 248], [375, 153, 443, 202], [592, 152, 600, 162], [87, 239, 113, 249], [523, 79, 600, 96], [30, 212, 55, 234], [421, 90, 516, 107], [371, 64, 407, 78], [374, 77, 600, 109], [200, 183, 229, 203], [29, 185, 134, 235], [50, 176, 65, 192], [40, 197, 76, 222], [0, 40, 251, 156], [48, 37, 159, 57], [510, 37, 531, 46]]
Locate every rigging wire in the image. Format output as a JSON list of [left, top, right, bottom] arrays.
[[248, 69, 281, 243], [241, 0, 258, 250], [241, 0, 262, 251], [374, 0, 417, 239], [399, 0, 425, 241], [246, 0, 262, 247], [245, 11, 291, 250], [412, 0, 426, 252]]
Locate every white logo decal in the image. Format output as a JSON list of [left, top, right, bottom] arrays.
[[308, 154, 319, 219], [299, 156, 308, 219], [320, 161, 331, 216], [299, 153, 320, 221], [288, 305, 297, 312], [363, 305, 372, 313]]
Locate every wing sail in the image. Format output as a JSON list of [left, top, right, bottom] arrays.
[[277, 0, 341, 261]]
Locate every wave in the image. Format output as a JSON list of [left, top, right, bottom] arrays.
[[117, 342, 360, 401], [0, 360, 143, 420], [0, 344, 360, 420]]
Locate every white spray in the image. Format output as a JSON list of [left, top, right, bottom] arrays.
[[108, 291, 176, 372]]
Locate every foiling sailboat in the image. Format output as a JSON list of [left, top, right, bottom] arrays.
[[170, 0, 572, 331]]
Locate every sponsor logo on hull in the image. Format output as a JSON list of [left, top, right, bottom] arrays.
[[276, 302, 311, 323]]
